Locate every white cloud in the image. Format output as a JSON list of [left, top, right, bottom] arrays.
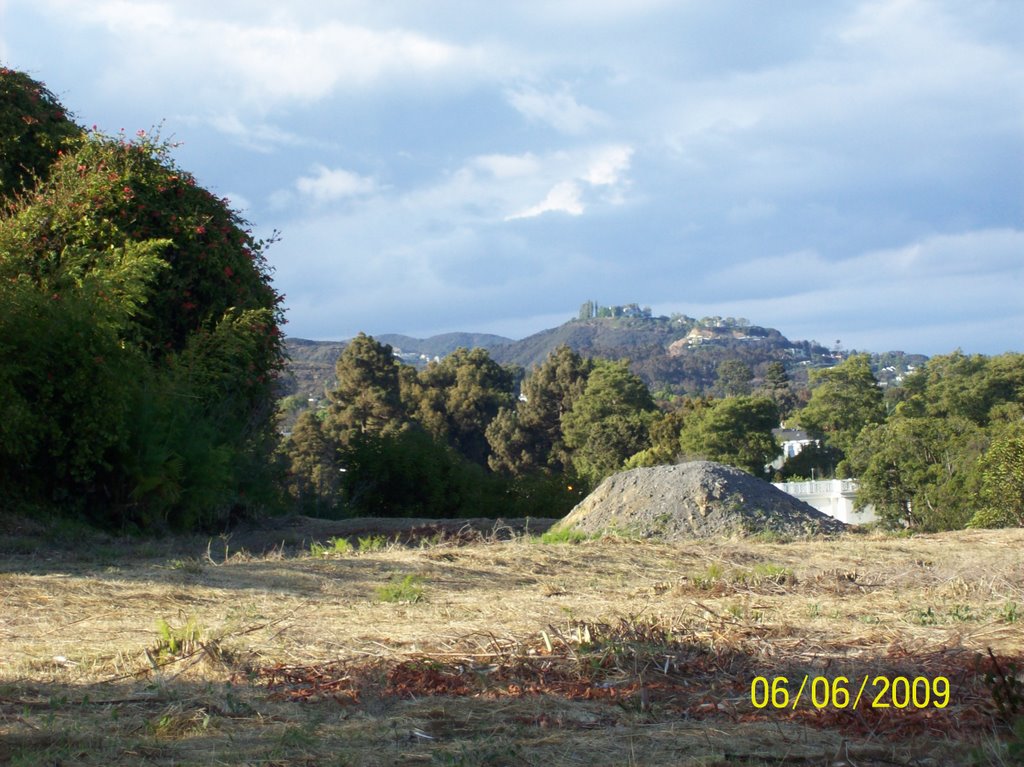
[[506, 84, 606, 135], [584, 145, 633, 186], [30, 0, 485, 113], [291, 165, 378, 204], [503, 143, 633, 219], [472, 153, 541, 179], [204, 113, 330, 153], [507, 181, 584, 220]]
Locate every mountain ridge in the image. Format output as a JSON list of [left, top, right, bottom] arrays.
[[282, 311, 927, 403]]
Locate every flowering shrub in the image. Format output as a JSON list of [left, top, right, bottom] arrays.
[[0, 67, 82, 198], [0, 70, 285, 530]]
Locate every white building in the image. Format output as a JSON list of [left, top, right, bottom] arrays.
[[768, 428, 817, 472], [772, 479, 876, 525]]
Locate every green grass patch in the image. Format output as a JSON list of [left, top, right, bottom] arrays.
[[375, 574, 424, 604]]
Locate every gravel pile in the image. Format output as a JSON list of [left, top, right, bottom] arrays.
[[553, 461, 846, 540]]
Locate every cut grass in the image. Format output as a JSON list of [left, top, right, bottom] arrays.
[[0, 521, 1022, 765]]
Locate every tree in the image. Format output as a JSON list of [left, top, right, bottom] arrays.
[[677, 396, 779, 476], [284, 410, 342, 515], [322, 333, 407, 448], [760, 361, 796, 417], [716, 359, 753, 397], [412, 347, 515, 466], [561, 359, 656, 484], [486, 345, 592, 476], [899, 351, 1024, 426], [969, 424, 1024, 528], [847, 415, 985, 530], [798, 354, 885, 461]]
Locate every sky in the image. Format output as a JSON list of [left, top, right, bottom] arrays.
[[1, 0, 1022, 355]]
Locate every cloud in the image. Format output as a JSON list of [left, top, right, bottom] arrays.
[[659, 228, 1024, 354], [295, 165, 378, 203], [472, 153, 541, 179], [506, 83, 607, 135], [507, 181, 584, 220], [30, 0, 486, 113], [200, 113, 333, 153], [584, 145, 633, 186], [505, 143, 633, 219]]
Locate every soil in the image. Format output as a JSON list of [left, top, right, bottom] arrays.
[[553, 460, 846, 539]]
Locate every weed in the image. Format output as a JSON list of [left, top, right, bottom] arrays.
[[536, 527, 591, 544], [950, 604, 975, 622], [725, 601, 764, 622], [691, 563, 725, 589], [168, 557, 203, 575], [310, 537, 353, 558], [982, 649, 1023, 722], [357, 534, 388, 552], [376, 574, 424, 604], [278, 722, 319, 748], [152, 615, 204, 661], [431, 739, 525, 766], [912, 606, 938, 626], [1000, 602, 1019, 624], [148, 705, 212, 738], [749, 529, 794, 544], [744, 562, 795, 586]]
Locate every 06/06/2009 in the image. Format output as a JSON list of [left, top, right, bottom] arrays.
[[750, 675, 951, 711]]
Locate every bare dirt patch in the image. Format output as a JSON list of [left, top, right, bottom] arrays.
[[0, 521, 1021, 765]]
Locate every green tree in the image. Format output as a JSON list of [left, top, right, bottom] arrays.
[[677, 396, 779, 476], [899, 351, 1024, 426], [412, 347, 515, 466], [561, 359, 656, 484], [284, 410, 341, 514], [798, 354, 885, 461], [760, 361, 796, 417], [847, 415, 985, 530], [969, 424, 1024, 528], [486, 345, 592, 476], [322, 333, 408, 447], [716, 359, 753, 397]]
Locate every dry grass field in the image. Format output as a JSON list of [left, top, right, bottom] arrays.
[[1, 516, 1022, 766]]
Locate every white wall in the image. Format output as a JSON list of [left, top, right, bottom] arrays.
[[773, 479, 876, 525]]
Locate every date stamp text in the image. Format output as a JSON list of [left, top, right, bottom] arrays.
[[750, 675, 951, 710]]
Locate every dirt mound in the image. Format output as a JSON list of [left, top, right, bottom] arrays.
[[553, 461, 846, 540]]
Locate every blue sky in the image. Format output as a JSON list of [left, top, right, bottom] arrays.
[[2, 0, 1021, 355]]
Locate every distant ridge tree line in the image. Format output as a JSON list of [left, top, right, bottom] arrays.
[[283, 333, 1024, 532], [2, 68, 1021, 535]]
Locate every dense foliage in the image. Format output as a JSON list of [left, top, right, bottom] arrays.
[[800, 351, 1024, 531], [0, 69, 284, 531]]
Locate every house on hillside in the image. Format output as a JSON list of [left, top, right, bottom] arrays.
[[767, 428, 816, 471]]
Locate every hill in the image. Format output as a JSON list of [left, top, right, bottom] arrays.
[[377, 332, 514, 362], [280, 309, 926, 404]]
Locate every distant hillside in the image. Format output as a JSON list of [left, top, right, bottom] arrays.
[[280, 310, 927, 405], [280, 333, 513, 403], [377, 332, 513, 360]]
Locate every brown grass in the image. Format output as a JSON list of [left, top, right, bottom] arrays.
[[0, 519, 1022, 765]]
